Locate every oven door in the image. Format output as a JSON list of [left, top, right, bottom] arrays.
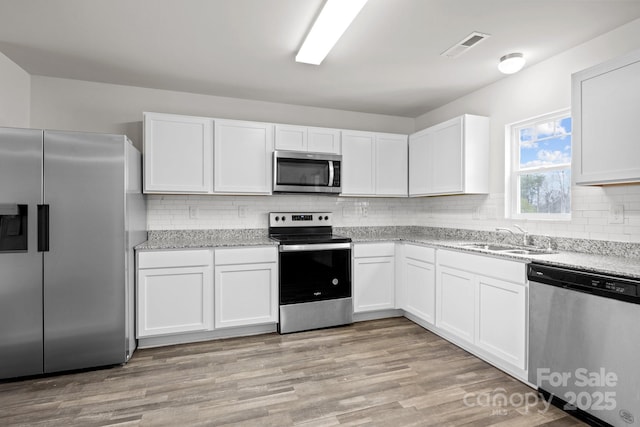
[[279, 243, 351, 304]]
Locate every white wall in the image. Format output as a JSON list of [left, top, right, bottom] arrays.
[[30, 76, 414, 151], [415, 18, 640, 243], [0, 51, 30, 128]]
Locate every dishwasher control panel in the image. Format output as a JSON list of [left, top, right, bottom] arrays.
[[528, 263, 640, 304]]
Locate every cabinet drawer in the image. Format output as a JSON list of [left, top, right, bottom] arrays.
[[138, 249, 213, 269], [353, 242, 395, 258], [437, 249, 526, 285], [404, 244, 435, 263], [215, 246, 277, 265]]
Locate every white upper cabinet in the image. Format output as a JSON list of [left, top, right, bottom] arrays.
[[375, 133, 408, 196], [214, 119, 274, 194], [274, 124, 307, 151], [274, 125, 341, 154], [572, 48, 640, 185], [342, 130, 408, 197], [308, 127, 341, 154], [143, 112, 213, 194], [342, 131, 375, 195], [409, 114, 489, 197]]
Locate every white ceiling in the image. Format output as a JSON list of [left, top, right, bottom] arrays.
[[1, 0, 640, 117]]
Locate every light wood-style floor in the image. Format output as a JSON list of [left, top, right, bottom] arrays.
[[1, 317, 584, 426]]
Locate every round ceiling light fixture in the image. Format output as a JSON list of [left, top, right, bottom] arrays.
[[498, 53, 525, 74]]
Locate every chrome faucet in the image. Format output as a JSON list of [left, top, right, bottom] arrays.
[[496, 227, 516, 241], [496, 225, 529, 246], [513, 224, 529, 246]]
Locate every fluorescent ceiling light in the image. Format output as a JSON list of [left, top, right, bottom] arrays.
[[296, 0, 368, 65], [498, 53, 526, 74]]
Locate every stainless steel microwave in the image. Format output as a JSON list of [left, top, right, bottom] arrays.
[[273, 151, 341, 194]]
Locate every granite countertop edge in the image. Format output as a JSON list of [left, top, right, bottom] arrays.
[[136, 228, 640, 279]]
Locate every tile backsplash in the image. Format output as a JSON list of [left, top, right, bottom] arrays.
[[147, 183, 640, 243]]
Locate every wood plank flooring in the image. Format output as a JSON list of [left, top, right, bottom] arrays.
[[0, 317, 585, 426]]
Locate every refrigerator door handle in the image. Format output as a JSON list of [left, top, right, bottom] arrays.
[[37, 204, 49, 252]]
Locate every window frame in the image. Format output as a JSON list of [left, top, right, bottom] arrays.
[[506, 108, 572, 221]]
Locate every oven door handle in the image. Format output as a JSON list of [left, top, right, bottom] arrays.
[[279, 243, 351, 252]]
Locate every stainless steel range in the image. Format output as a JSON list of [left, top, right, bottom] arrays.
[[269, 212, 352, 334]]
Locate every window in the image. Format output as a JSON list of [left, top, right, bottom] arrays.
[[507, 110, 572, 219]]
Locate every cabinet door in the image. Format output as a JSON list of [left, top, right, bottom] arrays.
[[341, 131, 375, 196], [375, 133, 408, 196], [308, 127, 341, 154], [476, 276, 527, 370], [353, 256, 395, 312], [144, 113, 213, 193], [137, 266, 213, 337], [214, 120, 273, 194], [214, 262, 278, 328], [274, 124, 307, 151], [408, 129, 433, 196], [404, 258, 435, 324], [573, 51, 640, 185], [436, 265, 475, 343], [431, 117, 463, 194]]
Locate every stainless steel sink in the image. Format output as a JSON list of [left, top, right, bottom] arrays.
[[461, 243, 515, 251], [459, 242, 557, 255]]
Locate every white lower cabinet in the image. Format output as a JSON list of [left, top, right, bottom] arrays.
[[476, 276, 526, 370], [214, 247, 278, 328], [436, 265, 475, 342], [137, 249, 214, 337], [435, 249, 528, 377], [401, 244, 436, 324], [353, 243, 396, 312], [136, 246, 278, 343]]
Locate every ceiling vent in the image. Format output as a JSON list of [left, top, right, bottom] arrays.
[[441, 31, 491, 58]]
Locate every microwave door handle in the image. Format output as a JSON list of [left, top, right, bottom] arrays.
[[328, 161, 335, 187]]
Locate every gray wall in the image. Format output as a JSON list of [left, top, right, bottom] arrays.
[[0, 51, 30, 128], [30, 77, 415, 151]]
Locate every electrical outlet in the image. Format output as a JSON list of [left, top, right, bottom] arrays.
[[608, 204, 624, 224], [189, 206, 199, 219], [238, 206, 247, 218]]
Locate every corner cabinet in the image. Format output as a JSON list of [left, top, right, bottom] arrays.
[[342, 131, 408, 197], [143, 112, 213, 194], [572, 48, 640, 185], [409, 114, 489, 196], [214, 120, 273, 194], [137, 249, 214, 337], [214, 247, 278, 328]]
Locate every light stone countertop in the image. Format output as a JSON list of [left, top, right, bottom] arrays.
[[136, 227, 640, 279], [136, 229, 277, 250], [340, 229, 640, 280]]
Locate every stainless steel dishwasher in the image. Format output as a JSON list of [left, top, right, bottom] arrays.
[[528, 263, 640, 427]]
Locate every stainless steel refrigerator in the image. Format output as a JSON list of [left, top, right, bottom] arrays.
[[0, 127, 146, 380]]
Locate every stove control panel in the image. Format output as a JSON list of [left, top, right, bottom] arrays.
[[269, 212, 332, 227]]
